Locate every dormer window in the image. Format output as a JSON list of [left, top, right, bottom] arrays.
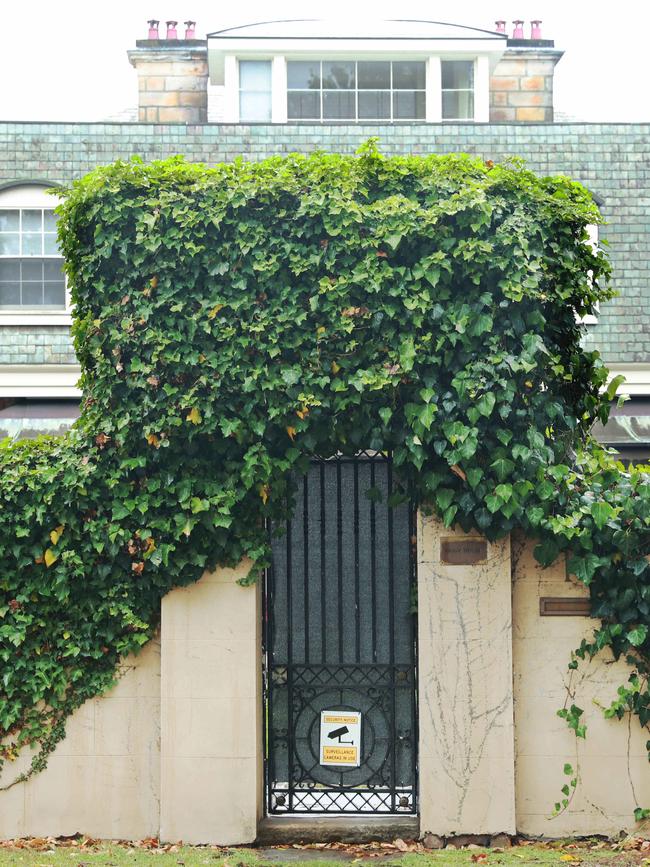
[[441, 60, 475, 120], [286, 60, 426, 122], [239, 60, 273, 122], [213, 20, 499, 124]]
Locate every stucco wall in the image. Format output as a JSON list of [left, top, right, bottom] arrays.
[[0, 638, 161, 840], [418, 517, 515, 836], [1, 532, 648, 841], [0, 563, 262, 844], [513, 534, 650, 837]]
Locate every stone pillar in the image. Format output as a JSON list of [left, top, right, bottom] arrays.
[[490, 48, 564, 122], [160, 562, 263, 844], [128, 40, 208, 123], [417, 517, 515, 836]]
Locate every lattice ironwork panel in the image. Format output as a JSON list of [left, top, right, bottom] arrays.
[[264, 454, 417, 815]]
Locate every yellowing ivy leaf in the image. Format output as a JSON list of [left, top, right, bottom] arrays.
[[186, 407, 202, 425], [44, 548, 58, 568], [146, 433, 160, 448], [331, 361, 341, 374], [286, 426, 297, 441], [259, 484, 270, 505], [49, 525, 65, 546], [208, 303, 224, 319]]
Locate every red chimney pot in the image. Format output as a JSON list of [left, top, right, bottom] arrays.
[[184, 20, 196, 39], [530, 20, 542, 39], [166, 20, 178, 39], [512, 19, 524, 38], [147, 19, 159, 39], [495, 20, 506, 33]]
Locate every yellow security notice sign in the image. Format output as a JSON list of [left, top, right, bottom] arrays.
[[320, 710, 361, 767]]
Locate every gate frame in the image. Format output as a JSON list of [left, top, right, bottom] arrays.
[[262, 452, 419, 819]]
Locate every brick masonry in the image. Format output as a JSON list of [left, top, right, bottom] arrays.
[[128, 42, 208, 124], [490, 50, 563, 122], [0, 121, 648, 364]]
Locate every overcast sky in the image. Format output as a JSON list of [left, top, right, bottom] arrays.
[[2, 0, 648, 122]]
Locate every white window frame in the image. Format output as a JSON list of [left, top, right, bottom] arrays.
[[0, 184, 71, 325], [221, 53, 491, 124], [579, 224, 599, 325], [285, 59, 428, 123], [238, 59, 273, 123], [440, 58, 476, 122]]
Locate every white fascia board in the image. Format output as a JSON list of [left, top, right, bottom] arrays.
[[0, 365, 81, 397], [0, 313, 72, 326], [209, 38, 505, 81], [606, 365, 650, 396]]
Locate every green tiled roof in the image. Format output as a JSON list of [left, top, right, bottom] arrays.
[[1, 121, 648, 364]]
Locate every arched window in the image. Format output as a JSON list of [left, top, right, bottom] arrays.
[[0, 183, 69, 323]]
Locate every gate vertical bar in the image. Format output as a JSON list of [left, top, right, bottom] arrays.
[[337, 458, 343, 664], [303, 474, 310, 665], [387, 460, 396, 812], [370, 459, 377, 663], [286, 516, 294, 813], [353, 458, 361, 662], [320, 461, 326, 664]]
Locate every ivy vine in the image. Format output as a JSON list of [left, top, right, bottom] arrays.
[[1, 143, 649, 814]]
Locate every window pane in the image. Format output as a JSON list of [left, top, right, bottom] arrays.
[[393, 90, 426, 119], [0, 210, 19, 231], [287, 61, 320, 89], [22, 233, 42, 255], [43, 282, 66, 306], [22, 210, 42, 232], [393, 61, 426, 89], [44, 233, 60, 255], [358, 62, 390, 89], [441, 60, 474, 90], [22, 283, 43, 305], [442, 90, 474, 119], [22, 260, 43, 281], [239, 91, 272, 122], [322, 62, 354, 89], [358, 91, 391, 119], [44, 259, 65, 280], [239, 60, 271, 90], [0, 234, 19, 254], [0, 283, 20, 306], [323, 91, 355, 119], [0, 259, 19, 280], [288, 91, 320, 120], [43, 210, 58, 232]]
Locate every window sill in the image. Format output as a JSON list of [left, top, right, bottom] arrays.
[[0, 311, 72, 326]]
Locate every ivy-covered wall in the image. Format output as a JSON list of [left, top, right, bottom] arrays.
[[0, 121, 648, 365]]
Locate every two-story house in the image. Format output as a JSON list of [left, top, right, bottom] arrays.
[[1, 18, 650, 846]]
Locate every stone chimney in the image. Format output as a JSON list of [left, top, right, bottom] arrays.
[[128, 21, 208, 123], [490, 20, 563, 122]]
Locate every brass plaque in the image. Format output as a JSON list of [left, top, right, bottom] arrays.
[[539, 597, 592, 617], [440, 538, 488, 565]]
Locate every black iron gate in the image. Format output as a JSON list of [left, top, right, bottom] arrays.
[[264, 452, 417, 815]]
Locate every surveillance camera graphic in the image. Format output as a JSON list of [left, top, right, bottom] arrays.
[[327, 725, 353, 744]]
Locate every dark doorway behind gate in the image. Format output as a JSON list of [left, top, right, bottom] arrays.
[[264, 452, 418, 815]]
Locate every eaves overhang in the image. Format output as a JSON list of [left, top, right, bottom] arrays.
[[207, 19, 507, 85]]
